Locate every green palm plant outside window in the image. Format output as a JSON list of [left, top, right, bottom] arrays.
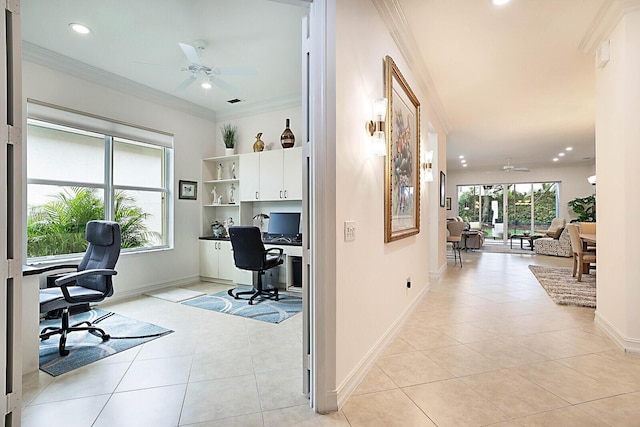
[[27, 187, 159, 257]]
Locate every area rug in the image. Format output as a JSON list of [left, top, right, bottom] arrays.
[[182, 290, 302, 323], [528, 265, 596, 308], [144, 287, 205, 302], [481, 244, 536, 255], [39, 308, 173, 376]]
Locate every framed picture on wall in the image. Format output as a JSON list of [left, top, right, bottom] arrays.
[[446, 197, 452, 210], [178, 180, 197, 200], [440, 171, 446, 207], [384, 55, 421, 243]]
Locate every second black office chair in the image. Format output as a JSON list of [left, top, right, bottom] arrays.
[[227, 226, 284, 305]]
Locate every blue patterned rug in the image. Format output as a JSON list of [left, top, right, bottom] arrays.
[[39, 308, 173, 376], [182, 290, 302, 323]]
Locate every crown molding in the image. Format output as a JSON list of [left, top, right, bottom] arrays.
[[23, 42, 304, 124], [579, 0, 640, 54], [371, 0, 451, 134], [215, 95, 302, 122], [22, 41, 218, 121]]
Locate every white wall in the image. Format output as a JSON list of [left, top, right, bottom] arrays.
[[594, 7, 640, 350], [333, 0, 446, 401], [23, 61, 216, 297], [213, 108, 303, 157], [446, 163, 595, 222]]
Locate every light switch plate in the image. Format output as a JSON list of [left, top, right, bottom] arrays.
[[344, 221, 356, 242]]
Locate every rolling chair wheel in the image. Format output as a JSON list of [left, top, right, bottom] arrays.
[[102, 334, 110, 341]]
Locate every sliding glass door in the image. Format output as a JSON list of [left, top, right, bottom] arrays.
[[457, 181, 559, 243]]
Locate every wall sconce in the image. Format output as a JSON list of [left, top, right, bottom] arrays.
[[421, 150, 434, 182], [587, 175, 596, 185], [367, 98, 388, 156]]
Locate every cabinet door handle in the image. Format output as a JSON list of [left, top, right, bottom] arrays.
[[255, 191, 259, 200], [280, 190, 283, 199], [284, 190, 288, 199]]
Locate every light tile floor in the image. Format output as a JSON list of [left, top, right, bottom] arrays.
[[22, 251, 640, 426]]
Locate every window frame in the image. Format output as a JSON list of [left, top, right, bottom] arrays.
[[26, 114, 174, 263]]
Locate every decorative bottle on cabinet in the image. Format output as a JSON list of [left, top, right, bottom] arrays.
[[280, 119, 295, 148]]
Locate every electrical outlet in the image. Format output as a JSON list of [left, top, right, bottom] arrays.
[[344, 221, 356, 242], [406, 277, 411, 288]]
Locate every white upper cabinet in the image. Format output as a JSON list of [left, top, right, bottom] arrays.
[[240, 147, 302, 201]]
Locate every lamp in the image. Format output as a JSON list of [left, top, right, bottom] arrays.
[[253, 213, 269, 232], [367, 98, 388, 156], [587, 175, 596, 185], [421, 150, 434, 182]]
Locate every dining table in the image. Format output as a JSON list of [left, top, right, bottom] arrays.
[[579, 232, 596, 275]]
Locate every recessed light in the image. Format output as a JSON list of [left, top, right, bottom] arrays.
[[461, 159, 466, 163], [69, 23, 92, 34], [463, 164, 468, 167], [201, 82, 212, 89], [492, 0, 511, 5], [566, 146, 573, 151], [559, 153, 565, 156], [553, 158, 559, 162], [459, 155, 464, 159]]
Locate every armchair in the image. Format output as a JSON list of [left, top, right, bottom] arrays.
[[535, 217, 566, 237], [39, 220, 121, 356], [227, 226, 284, 305]]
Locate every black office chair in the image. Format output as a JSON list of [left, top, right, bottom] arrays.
[[227, 226, 284, 305], [39, 220, 121, 356]]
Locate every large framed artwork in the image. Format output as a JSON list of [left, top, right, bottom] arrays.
[[384, 55, 421, 242]]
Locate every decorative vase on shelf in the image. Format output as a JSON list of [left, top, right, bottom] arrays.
[[280, 119, 295, 148], [253, 132, 265, 152], [225, 148, 235, 156]]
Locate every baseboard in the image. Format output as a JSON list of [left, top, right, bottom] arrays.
[[335, 282, 430, 409], [104, 275, 201, 304], [595, 310, 640, 354]]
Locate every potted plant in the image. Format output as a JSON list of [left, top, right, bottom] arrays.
[[220, 123, 237, 156], [567, 195, 596, 222]]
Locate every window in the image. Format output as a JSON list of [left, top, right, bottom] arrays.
[[26, 104, 173, 260]]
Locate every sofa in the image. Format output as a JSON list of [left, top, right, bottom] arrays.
[[534, 226, 572, 257]]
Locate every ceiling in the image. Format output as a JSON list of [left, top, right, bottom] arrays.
[[21, 0, 307, 119], [22, 0, 602, 172], [399, 0, 603, 172]]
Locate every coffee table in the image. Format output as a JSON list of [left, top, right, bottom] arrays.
[[510, 234, 542, 251]]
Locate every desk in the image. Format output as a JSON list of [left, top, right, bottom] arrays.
[[579, 233, 596, 274], [22, 264, 78, 375], [199, 237, 303, 292]]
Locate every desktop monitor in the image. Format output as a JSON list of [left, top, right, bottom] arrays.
[[267, 212, 300, 237]]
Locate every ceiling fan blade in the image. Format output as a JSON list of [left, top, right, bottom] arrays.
[[178, 42, 203, 65], [216, 66, 258, 77], [176, 76, 197, 91], [513, 168, 530, 172]]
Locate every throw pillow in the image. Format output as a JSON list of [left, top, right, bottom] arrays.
[[552, 227, 564, 239]]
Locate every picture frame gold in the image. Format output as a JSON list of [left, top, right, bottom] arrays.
[[384, 55, 421, 242]]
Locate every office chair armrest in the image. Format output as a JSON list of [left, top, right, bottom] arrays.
[[264, 247, 284, 262], [55, 269, 117, 303]]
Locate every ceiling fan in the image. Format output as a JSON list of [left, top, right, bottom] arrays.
[[500, 159, 529, 172], [176, 40, 256, 93]]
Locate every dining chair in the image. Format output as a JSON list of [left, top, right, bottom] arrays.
[[579, 222, 597, 251], [447, 221, 466, 267], [567, 223, 596, 282]]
